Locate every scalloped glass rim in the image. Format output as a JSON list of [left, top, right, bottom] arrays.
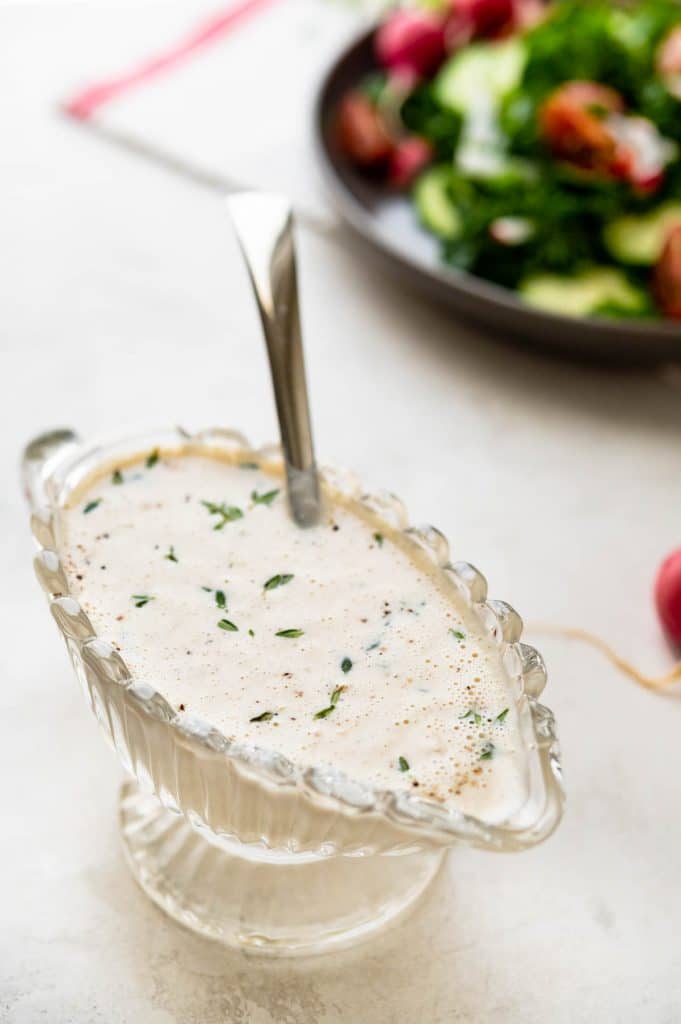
[[26, 425, 564, 852]]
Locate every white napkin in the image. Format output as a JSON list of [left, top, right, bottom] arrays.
[[67, 0, 370, 226]]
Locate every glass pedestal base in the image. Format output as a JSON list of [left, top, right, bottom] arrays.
[[118, 780, 446, 957]]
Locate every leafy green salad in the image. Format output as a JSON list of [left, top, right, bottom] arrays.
[[336, 0, 681, 321]]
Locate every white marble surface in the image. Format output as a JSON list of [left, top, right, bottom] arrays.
[[3, 3, 681, 1021]]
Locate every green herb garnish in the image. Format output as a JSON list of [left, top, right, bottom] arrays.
[[248, 628, 255, 637], [341, 657, 352, 674], [264, 573, 294, 591], [276, 628, 304, 639], [250, 710, 275, 722], [496, 708, 509, 723], [83, 499, 101, 514], [373, 532, 384, 547], [251, 488, 279, 507], [460, 708, 482, 725], [449, 629, 466, 641], [314, 685, 345, 720], [201, 500, 243, 529], [112, 469, 123, 485], [146, 449, 160, 469], [215, 589, 226, 609], [218, 618, 238, 632], [398, 756, 410, 772], [164, 546, 178, 563], [480, 742, 495, 761], [201, 500, 224, 516], [132, 594, 154, 608]]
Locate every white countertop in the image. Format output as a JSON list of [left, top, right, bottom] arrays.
[[3, 3, 681, 1021]]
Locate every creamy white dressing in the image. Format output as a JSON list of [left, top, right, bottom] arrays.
[[58, 448, 529, 821]]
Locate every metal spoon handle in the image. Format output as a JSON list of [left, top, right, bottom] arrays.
[[228, 192, 321, 527]]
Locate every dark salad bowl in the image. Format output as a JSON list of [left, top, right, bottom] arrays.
[[314, 28, 681, 364]]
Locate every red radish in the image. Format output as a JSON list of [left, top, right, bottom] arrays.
[[539, 81, 626, 177], [337, 92, 394, 169], [449, 0, 515, 38], [389, 136, 434, 189], [655, 548, 681, 644], [540, 88, 619, 175], [540, 81, 671, 192], [444, 8, 476, 51], [375, 9, 446, 77], [631, 168, 666, 193], [653, 224, 681, 319]]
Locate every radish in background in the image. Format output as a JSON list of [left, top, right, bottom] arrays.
[[388, 136, 434, 188], [375, 9, 447, 77], [655, 547, 681, 643]]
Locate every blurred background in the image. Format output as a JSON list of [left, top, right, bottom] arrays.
[[3, 2, 681, 1021]]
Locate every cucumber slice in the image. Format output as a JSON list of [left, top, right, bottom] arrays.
[[413, 166, 462, 240], [603, 202, 681, 265], [519, 267, 648, 318], [434, 38, 527, 114]]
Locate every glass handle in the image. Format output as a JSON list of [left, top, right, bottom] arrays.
[[21, 428, 80, 512]]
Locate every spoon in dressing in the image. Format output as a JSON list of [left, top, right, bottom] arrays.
[[228, 192, 321, 528]]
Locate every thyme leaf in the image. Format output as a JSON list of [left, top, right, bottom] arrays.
[[132, 594, 154, 608], [251, 488, 279, 507], [164, 546, 178, 563], [314, 685, 345, 719], [112, 469, 123, 485], [83, 499, 101, 514], [460, 708, 482, 725], [496, 708, 509, 723], [398, 756, 410, 772], [250, 710, 275, 722], [341, 657, 352, 674], [480, 742, 495, 761], [146, 449, 160, 469], [264, 573, 294, 591], [373, 532, 384, 547], [449, 629, 466, 641], [218, 618, 238, 632], [201, 500, 243, 529], [215, 589, 226, 609], [276, 628, 303, 638]]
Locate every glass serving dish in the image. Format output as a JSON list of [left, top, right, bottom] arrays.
[[23, 425, 564, 957]]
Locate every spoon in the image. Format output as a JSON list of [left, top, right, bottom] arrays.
[[228, 192, 321, 528]]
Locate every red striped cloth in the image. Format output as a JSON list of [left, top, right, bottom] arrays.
[[64, 0, 279, 120]]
